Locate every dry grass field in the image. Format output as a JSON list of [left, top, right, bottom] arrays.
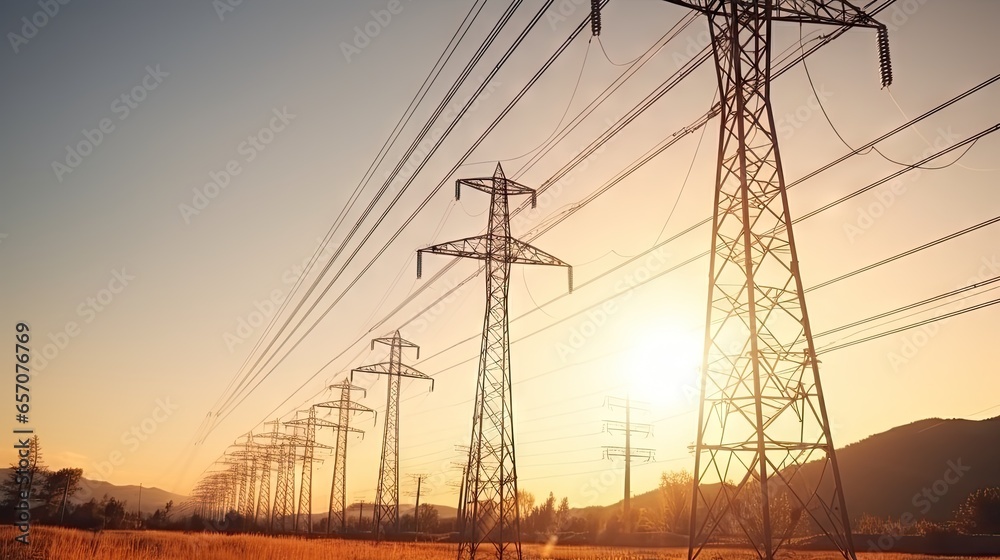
[[0, 527, 996, 560]]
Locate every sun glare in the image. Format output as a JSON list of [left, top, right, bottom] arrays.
[[624, 325, 703, 410]]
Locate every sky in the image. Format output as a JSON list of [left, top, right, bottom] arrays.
[[1, 0, 998, 516]]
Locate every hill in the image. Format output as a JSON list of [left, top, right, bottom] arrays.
[[1, 469, 188, 515], [607, 415, 1000, 523]]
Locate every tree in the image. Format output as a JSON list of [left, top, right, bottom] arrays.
[[556, 497, 570, 531], [102, 496, 128, 530], [658, 470, 692, 533], [534, 492, 557, 534], [417, 503, 439, 532], [40, 468, 83, 522], [517, 490, 535, 524], [957, 487, 1000, 535], [148, 500, 175, 529], [729, 479, 803, 547]]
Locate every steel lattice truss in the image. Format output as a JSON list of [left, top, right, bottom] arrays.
[[656, 2, 890, 560], [252, 421, 285, 532], [285, 408, 334, 533], [352, 330, 434, 540], [418, 163, 572, 560], [314, 380, 371, 533]]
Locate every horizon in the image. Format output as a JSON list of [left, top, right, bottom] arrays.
[[2, 0, 998, 536]]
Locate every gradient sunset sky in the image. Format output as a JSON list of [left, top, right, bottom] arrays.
[[1, 0, 998, 514]]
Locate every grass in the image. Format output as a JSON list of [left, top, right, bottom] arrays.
[[0, 527, 997, 560]]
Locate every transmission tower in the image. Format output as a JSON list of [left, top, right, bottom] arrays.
[[315, 380, 372, 533], [272, 427, 296, 532], [252, 420, 286, 532], [285, 408, 334, 532], [229, 433, 268, 530], [257, 419, 304, 532], [407, 473, 430, 533], [653, 2, 893, 559], [418, 163, 573, 560], [351, 331, 434, 540], [602, 395, 654, 532]]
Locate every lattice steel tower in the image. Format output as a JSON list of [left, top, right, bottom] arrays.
[[654, 2, 892, 559], [285, 408, 334, 532], [315, 380, 371, 533], [418, 163, 573, 560], [352, 331, 434, 540]]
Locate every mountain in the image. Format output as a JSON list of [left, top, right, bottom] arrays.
[[821, 416, 1000, 522], [606, 416, 1000, 523], [1, 469, 188, 515]]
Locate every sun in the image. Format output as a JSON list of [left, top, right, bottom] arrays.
[[623, 324, 703, 410]]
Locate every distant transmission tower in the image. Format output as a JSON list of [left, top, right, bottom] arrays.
[[253, 420, 286, 532], [602, 395, 654, 532], [229, 433, 265, 530], [271, 423, 299, 532], [654, 2, 893, 559], [315, 380, 372, 533], [285, 407, 334, 532], [418, 163, 573, 560], [352, 331, 434, 540]]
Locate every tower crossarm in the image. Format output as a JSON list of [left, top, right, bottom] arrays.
[[456, 175, 537, 199], [602, 446, 655, 461], [660, 0, 880, 27], [351, 362, 435, 391], [420, 236, 573, 276]]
